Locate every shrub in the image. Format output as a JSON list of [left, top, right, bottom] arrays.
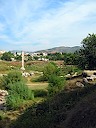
[[6, 93, 24, 110], [48, 74, 66, 96], [6, 82, 34, 110], [2, 71, 24, 89], [43, 62, 60, 81], [1, 51, 14, 61], [9, 82, 34, 99]]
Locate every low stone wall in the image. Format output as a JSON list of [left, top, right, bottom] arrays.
[[0, 89, 8, 110], [83, 70, 96, 76]]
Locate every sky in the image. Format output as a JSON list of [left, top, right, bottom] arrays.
[[0, 0, 96, 51]]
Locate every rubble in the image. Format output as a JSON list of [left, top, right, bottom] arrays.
[[0, 89, 8, 110]]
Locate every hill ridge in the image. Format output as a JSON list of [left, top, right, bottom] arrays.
[[11, 46, 82, 53], [35, 46, 81, 53]]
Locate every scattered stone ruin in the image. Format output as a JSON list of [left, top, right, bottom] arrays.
[[0, 89, 8, 110], [22, 72, 34, 77], [82, 70, 96, 82], [76, 81, 84, 87], [65, 70, 96, 88]]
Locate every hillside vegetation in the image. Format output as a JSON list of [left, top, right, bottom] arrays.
[[10, 33, 96, 128], [10, 82, 96, 128], [0, 33, 96, 128]]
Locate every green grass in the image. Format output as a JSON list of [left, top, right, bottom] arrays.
[[0, 61, 21, 73], [0, 60, 85, 128], [26, 74, 48, 90], [61, 65, 82, 76], [0, 111, 7, 120], [25, 61, 48, 72]]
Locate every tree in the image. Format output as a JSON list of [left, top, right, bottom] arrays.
[[33, 56, 39, 60], [15, 55, 22, 61], [1, 51, 14, 61], [27, 54, 32, 61], [63, 53, 75, 65], [47, 52, 64, 60], [43, 62, 60, 81], [78, 33, 96, 69]]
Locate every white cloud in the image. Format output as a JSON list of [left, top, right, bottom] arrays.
[[0, 0, 96, 51]]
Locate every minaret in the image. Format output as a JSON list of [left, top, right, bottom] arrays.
[[21, 51, 25, 71]]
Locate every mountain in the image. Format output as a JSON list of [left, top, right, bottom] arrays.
[[35, 46, 82, 53], [11, 46, 82, 54]]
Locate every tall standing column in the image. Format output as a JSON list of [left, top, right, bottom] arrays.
[[21, 51, 25, 71]]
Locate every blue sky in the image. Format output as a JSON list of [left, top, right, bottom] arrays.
[[0, 0, 96, 51]]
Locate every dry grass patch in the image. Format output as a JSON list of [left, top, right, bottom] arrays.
[[27, 82, 48, 90]]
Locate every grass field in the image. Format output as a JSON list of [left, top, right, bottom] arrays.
[[1, 60, 94, 128], [27, 82, 48, 90]]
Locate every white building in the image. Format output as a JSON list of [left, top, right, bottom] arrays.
[[0, 50, 5, 54]]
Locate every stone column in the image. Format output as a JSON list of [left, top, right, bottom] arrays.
[[21, 51, 25, 71]]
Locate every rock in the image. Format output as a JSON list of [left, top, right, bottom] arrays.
[[72, 72, 78, 77], [65, 74, 71, 79], [76, 82, 84, 87], [83, 78, 88, 83], [0, 89, 8, 110]]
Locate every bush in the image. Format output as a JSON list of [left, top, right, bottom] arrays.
[[6, 82, 34, 110], [48, 74, 66, 96], [1, 51, 14, 61], [9, 82, 34, 99], [2, 71, 24, 89], [43, 62, 60, 81], [1, 71, 34, 110], [6, 93, 24, 110]]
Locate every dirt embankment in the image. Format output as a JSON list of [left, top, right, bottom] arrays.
[[60, 91, 96, 128]]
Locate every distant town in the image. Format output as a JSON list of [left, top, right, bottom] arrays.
[[0, 46, 81, 62], [0, 50, 49, 61]]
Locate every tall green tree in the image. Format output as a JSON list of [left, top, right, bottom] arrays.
[[1, 51, 14, 61], [79, 33, 96, 69], [43, 62, 60, 81], [15, 55, 22, 61]]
